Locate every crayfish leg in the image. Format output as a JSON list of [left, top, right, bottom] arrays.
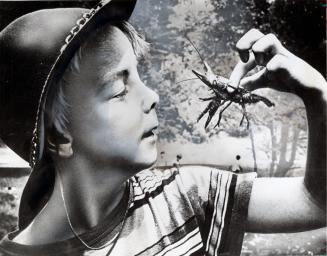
[[197, 101, 214, 123], [205, 104, 219, 129], [240, 114, 245, 126], [199, 96, 216, 101], [239, 104, 250, 129], [214, 101, 232, 128]]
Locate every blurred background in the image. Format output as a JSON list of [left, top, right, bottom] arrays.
[[0, 0, 326, 255]]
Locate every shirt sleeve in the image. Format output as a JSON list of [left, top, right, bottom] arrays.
[[179, 166, 256, 256]]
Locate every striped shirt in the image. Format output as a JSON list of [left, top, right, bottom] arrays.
[[0, 165, 256, 256]]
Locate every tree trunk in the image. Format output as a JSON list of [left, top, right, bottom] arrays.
[[268, 120, 277, 177], [274, 124, 299, 177]]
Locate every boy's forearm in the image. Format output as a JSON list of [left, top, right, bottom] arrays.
[[301, 79, 327, 208]]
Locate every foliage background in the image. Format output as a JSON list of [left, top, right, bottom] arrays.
[[130, 1, 326, 254], [0, 0, 326, 255]]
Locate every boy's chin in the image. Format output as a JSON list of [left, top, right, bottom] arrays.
[[139, 156, 157, 169], [134, 152, 158, 170]]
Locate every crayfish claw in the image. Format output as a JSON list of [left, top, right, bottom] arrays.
[[192, 69, 213, 89], [192, 69, 205, 80]]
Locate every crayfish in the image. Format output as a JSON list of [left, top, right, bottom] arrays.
[[185, 38, 274, 129]]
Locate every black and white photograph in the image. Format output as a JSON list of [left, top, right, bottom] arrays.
[[0, 0, 325, 255]]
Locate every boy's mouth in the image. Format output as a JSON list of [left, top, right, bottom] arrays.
[[142, 126, 158, 139]]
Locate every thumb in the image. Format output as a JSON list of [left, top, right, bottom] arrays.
[[229, 53, 256, 87], [240, 68, 269, 91]]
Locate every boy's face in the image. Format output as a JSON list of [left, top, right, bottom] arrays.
[[64, 26, 159, 172]]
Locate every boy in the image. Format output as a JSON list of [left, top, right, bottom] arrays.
[[0, 0, 325, 255]]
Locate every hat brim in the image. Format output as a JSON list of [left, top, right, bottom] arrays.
[[19, 0, 137, 229]]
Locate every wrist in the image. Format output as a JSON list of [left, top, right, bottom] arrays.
[[299, 84, 327, 116], [311, 74, 327, 102], [304, 173, 326, 210], [292, 55, 327, 100]]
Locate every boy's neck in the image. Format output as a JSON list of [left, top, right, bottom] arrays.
[[52, 153, 131, 230], [15, 154, 132, 245]]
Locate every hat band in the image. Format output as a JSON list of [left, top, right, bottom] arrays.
[[30, 0, 108, 169]]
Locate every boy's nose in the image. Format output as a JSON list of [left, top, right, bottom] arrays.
[[142, 84, 159, 113]]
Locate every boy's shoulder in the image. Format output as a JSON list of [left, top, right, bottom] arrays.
[[135, 164, 252, 181], [133, 164, 219, 185], [133, 165, 255, 196]]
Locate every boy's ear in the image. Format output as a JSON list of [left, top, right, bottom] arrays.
[[57, 134, 73, 158], [47, 133, 73, 158]]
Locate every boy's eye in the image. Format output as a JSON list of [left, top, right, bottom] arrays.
[[112, 70, 130, 98], [103, 69, 131, 100], [113, 87, 128, 98]]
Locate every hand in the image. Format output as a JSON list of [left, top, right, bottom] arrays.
[[231, 30, 327, 225], [229, 29, 327, 101]]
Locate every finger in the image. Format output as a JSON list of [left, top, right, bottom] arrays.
[[251, 33, 284, 66], [241, 54, 291, 92], [266, 53, 289, 72], [240, 68, 269, 91], [236, 29, 265, 62], [229, 52, 256, 87]]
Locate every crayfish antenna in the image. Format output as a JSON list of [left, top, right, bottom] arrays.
[[192, 69, 205, 80], [175, 78, 199, 85], [185, 35, 206, 64], [185, 35, 217, 88]]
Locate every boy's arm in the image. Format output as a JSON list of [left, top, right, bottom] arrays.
[[229, 29, 326, 233]]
